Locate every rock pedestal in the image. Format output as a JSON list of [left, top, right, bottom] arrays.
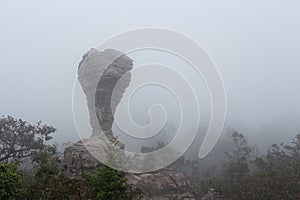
[[78, 48, 132, 140]]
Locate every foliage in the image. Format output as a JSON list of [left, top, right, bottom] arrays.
[[0, 116, 143, 200], [0, 116, 56, 163], [23, 145, 142, 200], [3, 115, 300, 199], [223, 131, 252, 180], [194, 132, 300, 200], [23, 150, 93, 200], [0, 162, 24, 200], [86, 165, 143, 200], [25, 174, 93, 200]]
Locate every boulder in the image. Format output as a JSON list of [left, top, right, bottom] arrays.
[[127, 169, 196, 200], [61, 139, 101, 178]]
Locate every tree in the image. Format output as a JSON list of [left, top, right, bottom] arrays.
[[0, 116, 56, 163], [31, 150, 60, 187], [224, 131, 252, 179], [84, 145, 143, 200]]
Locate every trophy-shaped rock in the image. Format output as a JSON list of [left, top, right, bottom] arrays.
[[78, 48, 133, 141], [62, 49, 132, 177]]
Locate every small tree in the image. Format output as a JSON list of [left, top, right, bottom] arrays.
[[224, 131, 252, 179], [0, 116, 56, 163], [86, 165, 143, 200], [86, 146, 143, 200], [32, 150, 59, 186]]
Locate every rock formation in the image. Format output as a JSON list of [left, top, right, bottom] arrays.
[[62, 48, 196, 199], [62, 140, 101, 178], [78, 48, 132, 141], [127, 169, 196, 199]]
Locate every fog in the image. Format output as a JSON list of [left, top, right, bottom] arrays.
[[1, 0, 300, 154]]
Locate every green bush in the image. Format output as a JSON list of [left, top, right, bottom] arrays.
[[25, 174, 92, 200], [0, 116, 142, 199], [86, 165, 142, 200], [21, 150, 142, 200], [0, 162, 24, 200], [23, 150, 93, 200]]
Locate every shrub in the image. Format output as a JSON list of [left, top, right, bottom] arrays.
[[0, 162, 24, 200], [86, 165, 143, 200]]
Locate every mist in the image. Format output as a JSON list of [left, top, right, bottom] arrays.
[[1, 0, 299, 154]]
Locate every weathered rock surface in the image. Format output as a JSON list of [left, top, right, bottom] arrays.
[[61, 138, 101, 178], [127, 169, 196, 200], [78, 48, 132, 140]]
